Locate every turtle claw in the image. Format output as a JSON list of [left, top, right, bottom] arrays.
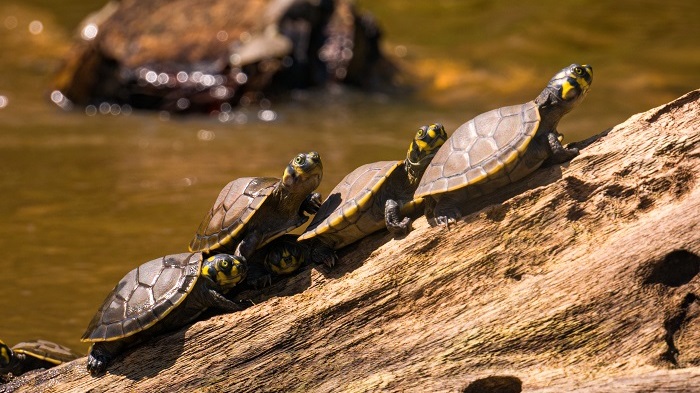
[[311, 246, 337, 268], [435, 215, 454, 230], [433, 208, 460, 230], [387, 216, 412, 236], [86, 353, 108, 376]]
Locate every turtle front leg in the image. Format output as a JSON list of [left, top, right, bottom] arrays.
[[545, 131, 579, 165], [236, 231, 278, 287], [206, 289, 252, 312], [385, 199, 412, 236], [431, 196, 462, 230], [300, 192, 322, 215], [235, 232, 263, 261], [87, 341, 125, 376], [309, 239, 337, 268]]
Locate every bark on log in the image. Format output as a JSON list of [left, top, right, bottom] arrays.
[[4, 90, 700, 392]]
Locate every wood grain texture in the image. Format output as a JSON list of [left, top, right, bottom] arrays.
[[4, 90, 700, 392]]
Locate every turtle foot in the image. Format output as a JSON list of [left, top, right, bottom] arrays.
[[387, 216, 412, 236], [301, 192, 322, 215], [385, 199, 412, 236], [86, 353, 109, 376], [312, 247, 337, 268], [431, 209, 461, 230]]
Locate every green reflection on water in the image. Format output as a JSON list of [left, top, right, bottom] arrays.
[[1, 0, 699, 353]]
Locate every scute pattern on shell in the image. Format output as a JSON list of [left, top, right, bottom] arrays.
[[415, 102, 540, 198], [12, 340, 80, 365], [82, 253, 201, 342], [299, 161, 401, 246], [189, 177, 278, 253]]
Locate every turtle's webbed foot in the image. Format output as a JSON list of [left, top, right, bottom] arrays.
[[301, 192, 322, 215], [311, 247, 337, 268], [385, 199, 412, 236], [430, 207, 461, 230], [86, 352, 109, 376], [546, 132, 580, 165]]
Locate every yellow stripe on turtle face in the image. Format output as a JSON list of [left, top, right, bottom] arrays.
[[561, 80, 576, 100], [414, 139, 429, 151], [576, 75, 590, 92]]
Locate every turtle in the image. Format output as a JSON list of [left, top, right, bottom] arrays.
[[82, 252, 248, 376], [188, 151, 323, 268], [295, 123, 448, 267], [0, 339, 80, 381], [414, 63, 593, 225], [239, 234, 309, 288]]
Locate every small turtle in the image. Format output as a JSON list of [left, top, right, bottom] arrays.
[[296, 124, 448, 266], [189, 151, 323, 264], [82, 253, 248, 375], [240, 234, 309, 288], [0, 339, 80, 381], [414, 63, 593, 225]]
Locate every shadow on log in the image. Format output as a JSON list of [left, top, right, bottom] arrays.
[[4, 90, 700, 392]]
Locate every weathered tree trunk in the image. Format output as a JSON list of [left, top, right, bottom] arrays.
[[4, 91, 700, 392]]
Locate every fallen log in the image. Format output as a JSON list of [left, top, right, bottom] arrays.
[[4, 90, 700, 392]]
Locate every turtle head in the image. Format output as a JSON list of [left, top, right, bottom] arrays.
[[0, 340, 12, 368], [282, 152, 323, 193], [264, 239, 305, 275], [539, 64, 593, 111], [406, 123, 448, 184], [202, 254, 247, 290]]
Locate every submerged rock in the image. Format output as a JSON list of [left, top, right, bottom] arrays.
[[51, 0, 400, 113]]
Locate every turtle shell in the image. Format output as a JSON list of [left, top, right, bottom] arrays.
[[298, 161, 401, 249], [414, 102, 540, 198], [11, 340, 80, 365], [189, 177, 279, 254], [81, 253, 201, 342]]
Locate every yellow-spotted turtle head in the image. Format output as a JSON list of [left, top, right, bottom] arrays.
[[0, 340, 12, 368], [537, 63, 593, 114], [264, 239, 305, 275], [281, 151, 323, 194], [406, 123, 448, 184], [202, 254, 247, 290]]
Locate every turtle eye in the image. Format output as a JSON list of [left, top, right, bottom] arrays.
[[573, 66, 583, 75], [219, 258, 230, 270], [294, 155, 305, 165]]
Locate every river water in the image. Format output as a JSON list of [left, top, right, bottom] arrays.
[[1, 0, 699, 354]]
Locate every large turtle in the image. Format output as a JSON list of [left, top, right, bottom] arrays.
[[0, 339, 81, 381], [295, 124, 448, 267], [82, 253, 248, 375], [414, 63, 593, 225], [189, 151, 322, 266], [52, 0, 399, 113]]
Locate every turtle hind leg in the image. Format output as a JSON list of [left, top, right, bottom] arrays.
[[385, 199, 412, 236], [87, 341, 125, 376]]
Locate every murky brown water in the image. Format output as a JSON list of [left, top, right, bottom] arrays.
[[1, 0, 699, 354]]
